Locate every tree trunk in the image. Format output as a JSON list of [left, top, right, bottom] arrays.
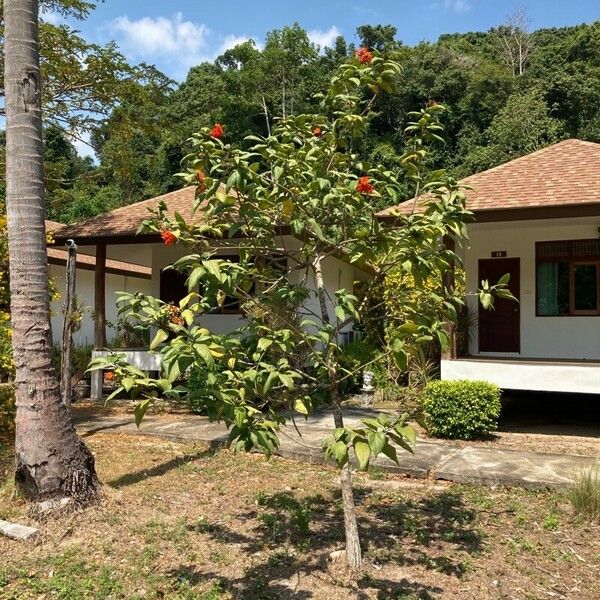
[[312, 254, 363, 570], [5, 0, 99, 503]]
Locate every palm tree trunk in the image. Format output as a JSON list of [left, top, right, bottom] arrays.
[[312, 254, 362, 570], [4, 0, 99, 503]]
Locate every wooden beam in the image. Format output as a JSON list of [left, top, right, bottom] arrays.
[[94, 243, 107, 349]]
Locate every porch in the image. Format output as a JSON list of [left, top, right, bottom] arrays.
[[442, 356, 600, 395]]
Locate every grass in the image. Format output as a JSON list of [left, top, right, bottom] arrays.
[[569, 463, 600, 520], [0, 433, 599, 599]]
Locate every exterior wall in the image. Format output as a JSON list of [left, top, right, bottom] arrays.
[[49, 264, 152, 347], [442, 358, 600, 394], [150, 238, 359, 336], [462, 216, 600, 360]]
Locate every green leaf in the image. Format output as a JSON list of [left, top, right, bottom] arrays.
[[396, 424, 417, 445], [380, 442, 399, 464], [150, 329, 168, 350], [194, 344, 215, 367], [134, 399, 151, 428], [331, 440, 348, 466], [278, 373, 295, 390], [353, 440, 371, 470], [294, 398, 309, 415], [257, 338, 273, 352], [121, 377, 135, 392], [367, 431, 386, 457]]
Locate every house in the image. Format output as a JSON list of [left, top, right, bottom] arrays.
[[46, 221, 153, 347], [379, 139, 600, 395], [49, 188, 369, 397]]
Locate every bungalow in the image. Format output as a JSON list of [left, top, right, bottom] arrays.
[[49, 190, 368, 398], [379, 139, 600, 395], [46, 221, 152, 346]]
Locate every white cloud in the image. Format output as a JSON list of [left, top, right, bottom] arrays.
[[217, 34, 254, 55], [443, 0, 471, 13], [71, 131, 96, 162], [308, 26, 341, 50], [111, 12, 208, 58], [40, 9, 64, 25]]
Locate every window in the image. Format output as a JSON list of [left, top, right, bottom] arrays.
[[536, 240, 600, 316]]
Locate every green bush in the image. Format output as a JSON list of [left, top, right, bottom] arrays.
[[569, 464, 600, 521], [422, 380, 501, 440], [0, 383, 15, 439]]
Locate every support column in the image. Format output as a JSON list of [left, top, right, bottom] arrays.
[[91, 243, 107, 400], [442, 236, 457, 360]]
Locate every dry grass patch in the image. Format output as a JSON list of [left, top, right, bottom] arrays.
[[0, 432, 599, 599]]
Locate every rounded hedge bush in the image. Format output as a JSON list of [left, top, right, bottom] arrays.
[[422, 380, 501, 440]]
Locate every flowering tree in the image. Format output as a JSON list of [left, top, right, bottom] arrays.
[[92, 50, 508, 569]]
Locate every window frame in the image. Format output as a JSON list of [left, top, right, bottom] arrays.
[[535, 239, 600, 317]]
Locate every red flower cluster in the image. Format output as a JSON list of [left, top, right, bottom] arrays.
[[161, 230, 176, 246], [210, 122, 224, 139], [356, 176, 374, 195], [104, 371, 115, 382], [195, 169, 207, 191], [355, 47, 373, 64], [168, 305, 184, 326], [312, 126, 322, 137]]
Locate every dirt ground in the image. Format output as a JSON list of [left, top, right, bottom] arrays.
[[1, 432, 599, 599]]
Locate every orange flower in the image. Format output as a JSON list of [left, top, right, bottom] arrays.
[[161, 230, 176, 246], [356, 176, 374, 195], [355, 47, 373, 64], [210, 123, 224, 139], [312, 126, 322, 137], [104, 371, 115, 381], [195, 169, 207, 192]]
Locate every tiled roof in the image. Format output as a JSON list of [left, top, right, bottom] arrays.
[[378, 139, 600, 217], [51, 186, 200, 242]]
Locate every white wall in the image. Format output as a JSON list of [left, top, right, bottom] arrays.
[[151, 238, 359, 336], [49, 264, 152, 347], [462, 216, 600, 360]]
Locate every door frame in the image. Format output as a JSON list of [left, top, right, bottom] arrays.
[[477, 257, 521, 354]]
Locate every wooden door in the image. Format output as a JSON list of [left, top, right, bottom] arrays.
[[478, 258, 520, 353]]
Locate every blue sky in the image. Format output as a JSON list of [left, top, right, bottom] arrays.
[[49, 1, 599, 82]]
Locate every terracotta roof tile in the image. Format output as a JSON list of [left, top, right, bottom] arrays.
[[51, 186, 200, 241], [378, 139, 600, 217]]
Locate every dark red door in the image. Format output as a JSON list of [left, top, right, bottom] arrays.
[[478, 258, 520, 353]]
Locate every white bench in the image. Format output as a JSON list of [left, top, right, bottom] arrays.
[[90, 349, 162, 400]]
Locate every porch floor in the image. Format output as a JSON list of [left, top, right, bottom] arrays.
[[442, 356, 600, 395]]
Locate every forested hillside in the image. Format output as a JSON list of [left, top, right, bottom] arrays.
[[7, 15, 600, 222]]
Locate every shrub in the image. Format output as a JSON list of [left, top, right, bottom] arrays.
[[51, 343, 93, 376], [0, 311, 14, 382], [422, 380, 501, 439], [569, 464, 600, 521], [0, 383, 15, 439]]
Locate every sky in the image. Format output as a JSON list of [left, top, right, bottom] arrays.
[[50, 0, 599, 82]]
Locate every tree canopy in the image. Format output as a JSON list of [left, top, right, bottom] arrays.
[[1, 7, 599, 223]]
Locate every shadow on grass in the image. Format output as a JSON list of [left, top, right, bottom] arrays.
[[106, 448, 216, 489], [168, 487, 483, 599]]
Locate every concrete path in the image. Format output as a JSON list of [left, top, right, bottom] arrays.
[[73, 408, 597, 490]]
